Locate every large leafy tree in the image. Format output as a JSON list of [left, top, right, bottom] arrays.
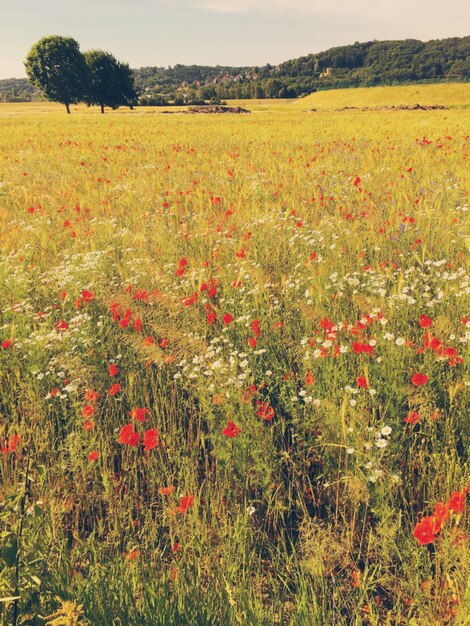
[[25, 36, 88, 113], [84, 50, 137, 113]]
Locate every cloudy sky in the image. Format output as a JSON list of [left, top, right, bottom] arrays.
[[1, 0, 468, 78]]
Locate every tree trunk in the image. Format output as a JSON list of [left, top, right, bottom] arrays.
[[65, 103, 70, 114], [101, 104, 105, 114]]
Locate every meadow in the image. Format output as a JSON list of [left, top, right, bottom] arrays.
[[0, 84, 469, 625]]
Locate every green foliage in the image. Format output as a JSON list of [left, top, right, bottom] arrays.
[[24, 36, 89, 113], [83, 50, 137, 113]]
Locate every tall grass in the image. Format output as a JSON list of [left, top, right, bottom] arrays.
[[0, 93, 469, 625]]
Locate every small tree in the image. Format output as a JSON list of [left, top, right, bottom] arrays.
[[25, 36, 88, 113], [84, 50, 137, 113]]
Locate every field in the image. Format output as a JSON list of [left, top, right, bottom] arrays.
[[0, 84, 469, 625]]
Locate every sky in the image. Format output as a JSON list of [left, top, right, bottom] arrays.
[[0, 0, 469, 78]]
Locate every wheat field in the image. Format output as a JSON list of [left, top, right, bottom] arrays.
[[0, 85, 469, 625]]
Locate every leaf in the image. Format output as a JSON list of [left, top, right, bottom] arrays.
[[1, 534, 18, 567], [0, 596, 20, 603]]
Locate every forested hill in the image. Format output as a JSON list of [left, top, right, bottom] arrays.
[[1, 36, 469, 103]]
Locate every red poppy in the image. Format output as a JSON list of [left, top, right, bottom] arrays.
[[433, 502, 450, 523], [118, 423, 140, 446], [223, 313, 233, 325], [177, 495, 194, 513], [81, 290, 95, 302], [448, 490, 466, 514], [2, 434, 20, 454], [88, 450, 99, 461], [305, 371, 315, 385], [249, 337, 257, 349], [257, 402, 275, 421], [85, 389, 100, 402], [413, 517, 436, 545], [251, 320, 260, 338], [159, 486, 175, 496], [411, 373, 428, 386], [56, 319, 69, 332], [1, 339, 12, 349], [108, 363, 119, 376], [404, 411, 420, 424], [182, 292, 198, 307], [130, 407, 149, 422], [143, 428, 158, 452], [223, 421, 241, 438], [352, 342, 374, 354], [356, 376, 368, 388], [109, 383, 121, 396], [83, 420, 94, 431], [419, 315, 433, 328], [133, 318, 144, 332], [82, 404, 95, 418]]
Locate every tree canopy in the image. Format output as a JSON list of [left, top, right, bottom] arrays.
[[84, 50, 137, 113], [25, 35, 88, 113]]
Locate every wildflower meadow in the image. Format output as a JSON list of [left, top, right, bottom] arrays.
[[0, 84, 469, 625]]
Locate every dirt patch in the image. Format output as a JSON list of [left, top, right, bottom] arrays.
[[335, 103, 448, 111], [184, 105, 251, 114]]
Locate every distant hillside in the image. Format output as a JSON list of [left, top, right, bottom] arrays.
[[294, 83, 470, 110], [1, 36, 469, 104]]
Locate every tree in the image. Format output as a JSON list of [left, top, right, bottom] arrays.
[[25, 36, 88, 113], [83, 50, 137, 113]]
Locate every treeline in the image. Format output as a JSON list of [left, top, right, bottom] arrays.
[[135, 36, 470, 104], [23, 36, 137, 113], [1, 36, 468, 105]]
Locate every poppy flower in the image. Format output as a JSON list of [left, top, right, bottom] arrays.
[[356, 376, 368, 388], [1, 340, 12, 349], [182, 292, 198, 307], [88, 450, 99, 461], [130, 407, 149, 422], [108, 363, 119, 376], [419, 315, 433, 328], [143, 428, 158, 452], [352, 342, 374, 354], [411, 373, 428, 386], [118, 423, 140, 446], [81, 290, 95, 302], [257, 402, 275, 421], [109, 383, 121, 396], [413, 517, 436, 545], [159, 486, 175, 496], [133, 318, 144, 332], [56, 320, 69, 332], [223, 421, 241, 438], [433, 502, 450, 523], [223, 313, 233, 325], [251, 320, 260, 338], [448, 490, 466, 514], [305, 371, 315, 385], [83, 420, 94, 431], [85, 389, 100, 402], [2, 434, 20, 454], [82, 404, 95, 418], [404, 411, 420, 424], [177, 495, 194, 513], [249, 337, 257, 349]]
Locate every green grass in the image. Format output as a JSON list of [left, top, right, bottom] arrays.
[[0, 88, 469, 625]]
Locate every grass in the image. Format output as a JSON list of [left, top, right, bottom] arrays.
[[0, 86, 469, 625]]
